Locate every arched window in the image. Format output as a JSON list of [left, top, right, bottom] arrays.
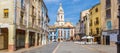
[[61, 16, 62, 20], [107, 21, 112, 30]]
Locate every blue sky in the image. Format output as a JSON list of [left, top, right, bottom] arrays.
[[44, 0, 100, 25]]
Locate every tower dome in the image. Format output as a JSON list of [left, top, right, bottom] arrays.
[[58, 3, 64, 14], [55, 3, 65, 26]]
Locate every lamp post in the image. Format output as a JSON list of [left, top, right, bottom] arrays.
[[117, 5, 120, 53]]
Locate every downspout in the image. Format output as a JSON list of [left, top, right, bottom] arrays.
[[27, 0, 30, 28], [14, 0, 17, 25]]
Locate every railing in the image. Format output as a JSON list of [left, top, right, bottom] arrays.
[[33, 24, 39, 29], [28, 22, 32, 28], [28, 22, 41, 29], [23, 19, 27, 25], [19, 19, 27, 26]]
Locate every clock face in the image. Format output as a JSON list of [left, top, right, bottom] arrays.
[[107, 21, 112, 30]]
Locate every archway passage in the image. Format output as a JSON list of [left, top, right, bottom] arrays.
[[16, 29, 25, 50], [0, 28, 8, 50]]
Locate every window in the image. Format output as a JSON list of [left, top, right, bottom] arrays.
[[64, 31, 66, 36], [20, 11, 24, 24], [61, 16, 62, 20], [32, 6, 35, 15], [4, 9, 9, 18], [96, 17, 99, 25], [107, 21, 112, 30], [83, 16, 86, 21], [90, 12, 92, 15], [96, 28, 99, 34], [86, 17, 87, 20], [91, 29, 92, 34], [38, 19, 40, 25], [106, 9, 111, 18], [68, 31, 70, 38], [54, 36, 56, 39], [32, 18, 35, 26], [119, 0, 120, 4], [95, 8, 98, 12], [106, 0, 111, 8], [21, 0, 24, 7], [90, 20, 92, 26], [50, 36, 52, 40]]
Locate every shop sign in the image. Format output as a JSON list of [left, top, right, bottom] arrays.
[[0, 24, 9, 28]]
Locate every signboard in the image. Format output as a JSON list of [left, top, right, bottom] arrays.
[[0, 23, 9, 28], [102, 30, 118, 36], [102, 32, 107, 35]]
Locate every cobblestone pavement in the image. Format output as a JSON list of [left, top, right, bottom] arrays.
[[55, 42, 117, 53], [21, 42, 59, 53], [1, 42, 117, 53], [81, 44, 117, 53]]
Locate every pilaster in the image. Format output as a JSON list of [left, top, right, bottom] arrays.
[[8, 25, 16, 52]]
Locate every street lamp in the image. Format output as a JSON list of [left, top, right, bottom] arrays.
[[116, 5, 120, 53]]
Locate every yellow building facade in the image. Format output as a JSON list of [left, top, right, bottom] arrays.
[[89, 3, 101, 44]]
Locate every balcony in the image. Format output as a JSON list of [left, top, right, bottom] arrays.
[[19, 19, 27, 25], [31, 14, 36, 18], [27, 21, 40, 30], [33, 24, 39, 29], [28, 22, 32, 28]]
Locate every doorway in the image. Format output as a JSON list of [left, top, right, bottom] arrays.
[[106, 36, 110, 45], [0, 28, 8, 50]]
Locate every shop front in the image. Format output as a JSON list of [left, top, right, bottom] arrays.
[[102, 29, 118, 46], [16, 29, 25, 49], [0, 28, 8, 50]]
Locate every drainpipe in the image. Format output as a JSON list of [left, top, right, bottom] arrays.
[[116, 5, 120, 53], [27, 0, 30, 28], [14, 0, 17, 25]]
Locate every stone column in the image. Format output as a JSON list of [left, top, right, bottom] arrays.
[[25, 30, 29, 48], [39, 33, 41, 46], [104, 36, 106, 45], [35, 33, 38, 46], [8, 25, 16, 52], [101, 35, 104, 45], [52, 32, 54, 41]]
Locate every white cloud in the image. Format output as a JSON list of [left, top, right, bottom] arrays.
[[44, 0, 60, 3]]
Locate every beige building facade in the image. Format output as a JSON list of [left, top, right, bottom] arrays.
[[0, 0, 49, 52], [80, 9, 90, 36], [74, 22, 81, 41], [101, 0, 119, 46]]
